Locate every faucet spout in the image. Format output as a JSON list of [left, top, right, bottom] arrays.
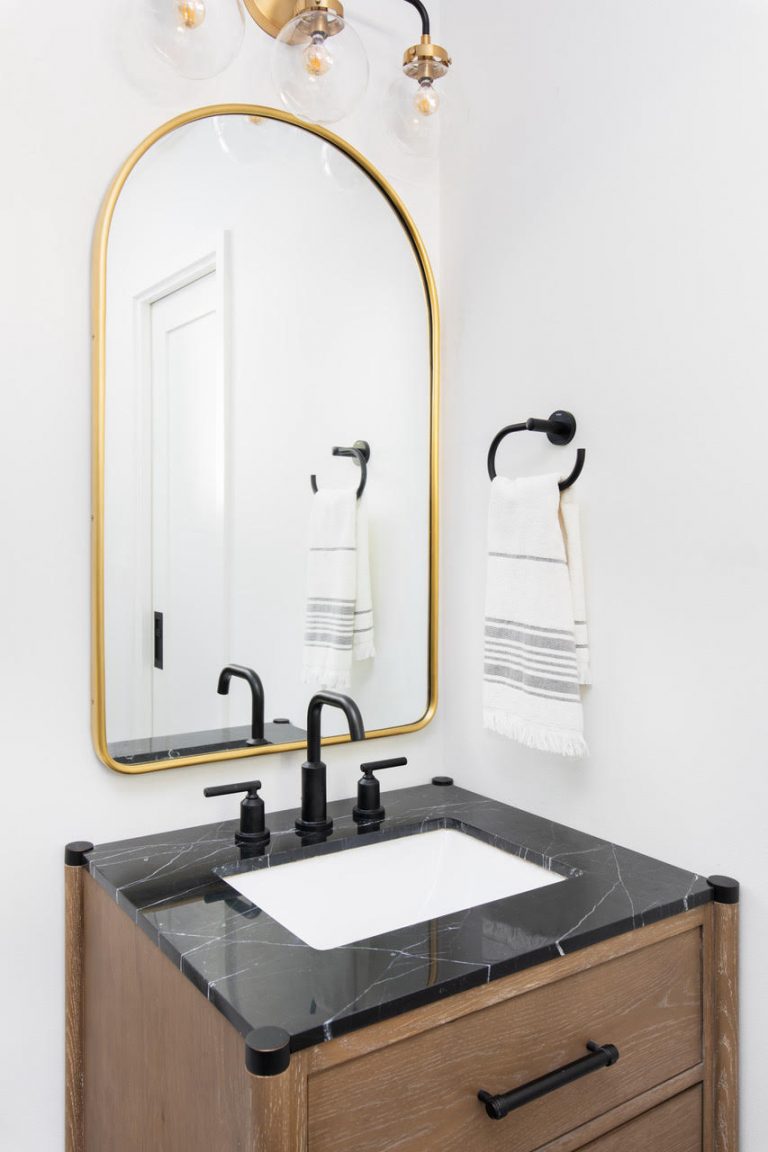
[[297, 692, 365, 836], [217, 664, 265, 745], [306, 690, 365, 763]]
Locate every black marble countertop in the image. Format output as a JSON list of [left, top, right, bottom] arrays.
[[86, 782, 711, 1052], [109, 719, 306, 765]]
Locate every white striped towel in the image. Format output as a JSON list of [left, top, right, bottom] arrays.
[[483, 474, 589, 757], [302, 490, 375, 690]]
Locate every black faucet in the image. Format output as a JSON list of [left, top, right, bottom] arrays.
[[217, 665, 265, 746], [296, 691, 365, 837]]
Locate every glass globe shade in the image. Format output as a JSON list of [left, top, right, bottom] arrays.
[[386, 73, 450, 160], [272, 8, 369, 124], [147, 0, 245, 79]]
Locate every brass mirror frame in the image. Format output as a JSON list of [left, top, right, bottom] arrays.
[[91, 104, 439, 774]]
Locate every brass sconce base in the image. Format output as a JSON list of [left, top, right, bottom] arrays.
[[242, 0, 343, 39], [403, 35, 451, 81]]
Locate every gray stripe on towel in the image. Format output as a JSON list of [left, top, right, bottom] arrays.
[[304, 632, 353, 646], [484, 662, 581, 697], [484, 674, 580, 705], [306, 612, 354, 624], [304, 640, 353, 652], [484, 638, 578, 669], [485, 624, 576, 653], [307, 597, 355, 604], [488, 552, 566, 565], [484, 649, 579, 681], [307, 606, 354, 619], [485, 616, 574, 637]]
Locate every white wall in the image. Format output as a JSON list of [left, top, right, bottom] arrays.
[[0, 2, 441, 1148], [4, 0, 767, 1148], [440, 0, 768, 1145]]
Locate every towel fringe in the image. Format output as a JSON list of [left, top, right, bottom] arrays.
[[301, 668, 352, 691], [483, 709, 589, 759]]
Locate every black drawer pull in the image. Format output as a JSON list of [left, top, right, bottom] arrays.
[[478, 1040, 620, 1121]]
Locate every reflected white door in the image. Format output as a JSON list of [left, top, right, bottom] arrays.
[[150, 271, 229, 737]]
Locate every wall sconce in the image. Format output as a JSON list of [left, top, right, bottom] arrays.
[[147, 0, 245, 80], [249, 0, 370, 125], [388, 0, 452, 156], [147, 0, 453, 141]]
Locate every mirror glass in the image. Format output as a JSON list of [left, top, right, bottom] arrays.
[[96, 109, 436, 770]]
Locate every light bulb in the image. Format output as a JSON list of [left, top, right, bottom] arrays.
[[304, 33, 333, 77], [387, 73, 446, 159], [273, 8, 368, 124], [146, 0, 244, 79], [177, 0, 206, 29], [414, 79, 439, 117]]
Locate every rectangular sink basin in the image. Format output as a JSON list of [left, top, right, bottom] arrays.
[[222, 828, 565, 950]]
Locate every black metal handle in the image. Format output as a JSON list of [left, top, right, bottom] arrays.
[[359, 756, 408, 777], [487, 410, 585, 491], [204, 779, 262, 799], [478, 1041, 619, 1121], [311, 440, 370, 500], [353, 758, 407, 823], [204, 780, 270, 849]]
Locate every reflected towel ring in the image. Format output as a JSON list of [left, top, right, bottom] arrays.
[[311, 440, 370, 500], [487, 410, 585, 492]]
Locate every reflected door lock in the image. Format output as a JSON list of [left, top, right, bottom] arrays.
[[353, 757, 408, 823], [204, 780, 271, 849]]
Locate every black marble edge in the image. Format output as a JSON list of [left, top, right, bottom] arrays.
[[191, 888, 714, 1050]]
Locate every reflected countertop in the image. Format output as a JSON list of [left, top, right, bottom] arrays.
[[85, 782, 712, 1051]]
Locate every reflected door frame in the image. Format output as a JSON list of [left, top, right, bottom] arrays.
[[132, 234, 232, 736]]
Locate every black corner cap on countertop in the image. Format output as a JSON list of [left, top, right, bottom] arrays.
[[65, 841, 94, 867], [431, 776, 453, 786], [245, 1026, 291, 1077], [707, 875, 740, 904]]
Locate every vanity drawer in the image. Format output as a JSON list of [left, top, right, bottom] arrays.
[[308, 928, 703, 1152], [577, 1087, 702, 1151]]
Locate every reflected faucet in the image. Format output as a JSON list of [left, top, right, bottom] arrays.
[[296, 691, 365, 837], [217, 665, 265, 746]]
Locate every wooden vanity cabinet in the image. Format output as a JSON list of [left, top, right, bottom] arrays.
[[66, 868, 738, 1152]]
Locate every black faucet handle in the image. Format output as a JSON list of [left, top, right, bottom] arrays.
[[360, 757, 408, 777], [354, 757, 408, 823], [204, 780, 270, 849], [204, 779, 262, 799]]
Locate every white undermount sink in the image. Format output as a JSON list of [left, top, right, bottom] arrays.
[[222, 828, 565, 950]]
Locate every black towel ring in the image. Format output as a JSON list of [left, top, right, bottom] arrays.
[[311, 440, 370, 500], [487, 410, 585, 492]]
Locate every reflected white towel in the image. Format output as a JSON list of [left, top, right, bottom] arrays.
[[483, 474, 588, 757], [302, 490, 375, 690]]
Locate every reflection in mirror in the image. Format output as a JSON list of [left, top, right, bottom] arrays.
[[95, 108, 437, 771]]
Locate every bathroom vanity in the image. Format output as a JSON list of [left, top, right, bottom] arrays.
[[65, 782, 738, 1152]]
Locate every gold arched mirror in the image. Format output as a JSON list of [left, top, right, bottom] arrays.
[[92, 106, 438, 773]]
